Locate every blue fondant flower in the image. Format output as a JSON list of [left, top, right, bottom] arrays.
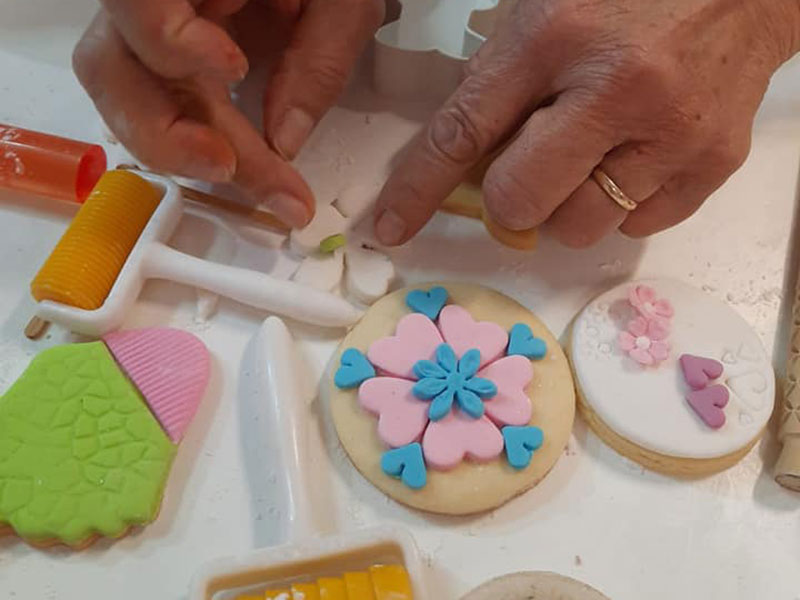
[[412, 344, 497, 420]]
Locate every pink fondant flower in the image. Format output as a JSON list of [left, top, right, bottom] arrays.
[[628, 285, 674, 323], [618, 316, 670, 366], [360, 305, 533, 470]]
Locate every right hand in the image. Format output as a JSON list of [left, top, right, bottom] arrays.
[[73, 0, 383, 228], [374, 0, 799, 247]]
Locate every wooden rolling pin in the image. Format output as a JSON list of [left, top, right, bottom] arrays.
[[775, 274, 800, 491]]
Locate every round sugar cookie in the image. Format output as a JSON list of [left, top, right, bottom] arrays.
[[462, 572, 610, 600], [329, 283, 575, 515], [570, 279, 775, 476]]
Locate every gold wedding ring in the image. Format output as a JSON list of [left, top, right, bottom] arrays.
[[591, 167, 638, 211]]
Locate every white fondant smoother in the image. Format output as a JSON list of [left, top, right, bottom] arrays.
[[570, 279, 775, 459]]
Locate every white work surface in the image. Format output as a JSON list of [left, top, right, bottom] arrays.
[[1, 3, 800, 599]]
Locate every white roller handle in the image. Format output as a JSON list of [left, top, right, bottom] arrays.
[[143, 242, 363, 328], [255, 316, 317, 542]]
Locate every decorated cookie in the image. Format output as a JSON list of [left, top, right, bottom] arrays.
[[0, 328, 209, 548], [570, 279, 775, 476], [330, 283, 575, 515]]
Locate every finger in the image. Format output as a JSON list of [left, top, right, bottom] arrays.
[[74, 12, 237, 182], [204, 86, 316, 228], [619, 176, 711, 237], [100, 0, 248, 81], [620, 139, 750, 237], [481, 93, 621, 232], [263, 0, 384, 160], [373, 37, 550, 245], [548, 143, 680, 247]]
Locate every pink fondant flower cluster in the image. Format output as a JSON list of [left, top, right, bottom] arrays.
[[360, 305, 533, 471], [618, 285, 674, 366]]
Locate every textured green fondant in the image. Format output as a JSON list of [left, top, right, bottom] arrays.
[[0, 342, 176, 546]]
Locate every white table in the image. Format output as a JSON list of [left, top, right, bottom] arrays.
[[1, 3, 799, 598]]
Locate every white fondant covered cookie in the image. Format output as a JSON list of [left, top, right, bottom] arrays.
[[329, 283, 575, 515], [570, 279, 775, 476]]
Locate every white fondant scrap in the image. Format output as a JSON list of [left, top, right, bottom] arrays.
[[291, 248, 345, 292], [289, 204, 348, 256], [344, 245, 395, 304], [570, 279, 775, 460]]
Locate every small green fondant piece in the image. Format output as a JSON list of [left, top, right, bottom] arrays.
[[319, 233, 347, 254], [0, 342, 176, 546]]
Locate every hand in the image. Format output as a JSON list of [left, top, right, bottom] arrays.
[[374, 0, 800, 247], [73, 0, 383, 228]]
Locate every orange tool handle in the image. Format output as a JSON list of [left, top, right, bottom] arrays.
[[0, 124, 107, 203]]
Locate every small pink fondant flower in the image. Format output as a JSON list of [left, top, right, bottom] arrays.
[[628, 285, 674, 322], [618, 316, 670, 366]]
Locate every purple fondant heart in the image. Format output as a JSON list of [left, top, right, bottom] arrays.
[[687, 384, 729, 429], [679, 354, 724, 390]]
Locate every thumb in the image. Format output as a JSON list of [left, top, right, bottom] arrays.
[[263, 0, 384, 160]]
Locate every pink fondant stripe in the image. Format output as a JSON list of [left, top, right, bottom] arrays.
[[103, 328, 210, 443]]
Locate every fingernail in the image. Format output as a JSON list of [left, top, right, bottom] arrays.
[[187, 157, 236, 183], [267, 192, 311, 228], [228, 47, 249, 81], [375, 209, 407, 246], [273, 108, 314, 160], [209, 161, 236, 182]]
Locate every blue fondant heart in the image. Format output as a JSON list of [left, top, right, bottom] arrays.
[[507, 323, 547, 359], [381, 443, 427, 489], [503, 426, 544, 470], [334, 348, 375, 389], [406, 286, 448, 320]]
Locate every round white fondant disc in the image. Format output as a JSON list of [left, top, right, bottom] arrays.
[[570, 279, 775, 459]]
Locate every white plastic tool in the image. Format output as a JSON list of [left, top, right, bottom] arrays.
[[374, 0, 499, 100], [35, 172, 363, 336], [189, 317, 425, 599]]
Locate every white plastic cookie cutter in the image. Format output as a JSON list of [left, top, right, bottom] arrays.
[[34, 172, 364, 336], [374, 0, 500, 100], [189, 317, 426, 599]]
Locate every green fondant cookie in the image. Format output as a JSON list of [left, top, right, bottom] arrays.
[[0, 342, 176, 547]]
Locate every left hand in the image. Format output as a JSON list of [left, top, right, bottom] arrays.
[[73, 0, 383, 228]]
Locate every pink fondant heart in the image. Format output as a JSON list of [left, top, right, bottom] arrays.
[[358, 377, 430, 448], [103, 328, 210, 443], [422, 411, 504, 470], [367, 313, 443, 378], [438, 305, 508, 366], [478, 355, 534, 426], [687, 384, 729, 429], [679, 354, 724, 390]]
